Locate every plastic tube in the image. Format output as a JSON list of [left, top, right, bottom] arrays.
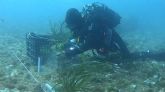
[[38, 57, 41, 73]]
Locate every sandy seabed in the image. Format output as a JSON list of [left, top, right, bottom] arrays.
[[0, 30, 165, 92]]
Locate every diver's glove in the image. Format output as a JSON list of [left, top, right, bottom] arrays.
[[64, 39, 81, 58]]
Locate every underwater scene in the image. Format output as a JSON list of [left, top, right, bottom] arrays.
[[0, 0, 165, 92]]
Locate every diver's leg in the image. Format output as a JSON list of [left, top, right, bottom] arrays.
[[111, 30, 130, 57]]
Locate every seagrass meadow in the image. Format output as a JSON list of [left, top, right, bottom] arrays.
[[0, 24, 165, 92]]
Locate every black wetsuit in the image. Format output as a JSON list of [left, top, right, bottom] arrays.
[[65, 3, 130, 57], [65, 22, 130, 58]]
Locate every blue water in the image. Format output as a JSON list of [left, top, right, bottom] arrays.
[[0, 0, 165, 34]]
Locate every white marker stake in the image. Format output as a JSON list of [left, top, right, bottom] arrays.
[[38, 57, 41, 73]]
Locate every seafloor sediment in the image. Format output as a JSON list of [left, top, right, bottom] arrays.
[[0, 30, 165, 92]]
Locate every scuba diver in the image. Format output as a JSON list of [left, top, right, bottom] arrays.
[[25, 2, 165, 65], [64, 2, 130, 58]]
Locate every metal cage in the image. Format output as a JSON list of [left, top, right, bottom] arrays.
[[26, 32, 54, 64]]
